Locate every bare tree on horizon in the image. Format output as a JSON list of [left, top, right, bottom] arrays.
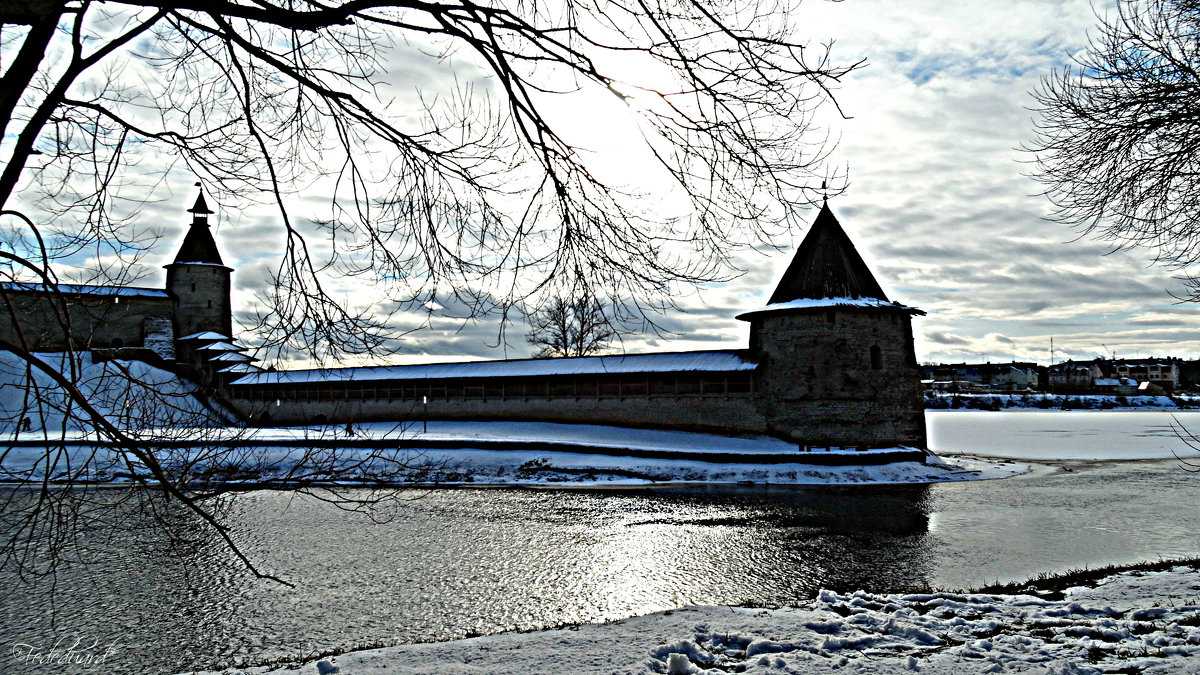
[[526, 292, 617, 358]]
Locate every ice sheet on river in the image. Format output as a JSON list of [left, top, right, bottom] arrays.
[[929, 410, 1200, 461]]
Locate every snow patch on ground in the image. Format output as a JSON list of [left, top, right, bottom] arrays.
[[0, 441, 1022, 486], [3, 414, 1027, 486], [243, 420, 805, 454], [190, 566, 1200, 674], [927, 392, 1181, 410]]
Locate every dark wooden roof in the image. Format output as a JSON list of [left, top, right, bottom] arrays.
[[172, 193, 224, 265], [768, 203, 888, 303], [187, 191, 213, 215]]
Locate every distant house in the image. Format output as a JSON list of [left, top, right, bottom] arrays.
[[1178, 360, 1200, 389], [990, 364, 1039, 390], [922, 362, 1038, 391], [1093, 377, 1138, 395], [1112, 359, 1179, 392], [1047, 360, 1103, 391]]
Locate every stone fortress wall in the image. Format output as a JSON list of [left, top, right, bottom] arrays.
[[0, 285, 173, 352], [1, 193, 929, 451], [228, 201, 929, 450]]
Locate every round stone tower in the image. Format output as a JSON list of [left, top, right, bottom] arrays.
[[738, 203, 927, 449], [165, 190, 233, 361]]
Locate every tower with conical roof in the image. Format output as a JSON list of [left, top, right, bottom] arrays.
[[738, 202, 927, 449], [165, 190, 233, 361]]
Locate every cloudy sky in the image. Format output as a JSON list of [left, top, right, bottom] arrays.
[[794, 0, 1193, 367], [114, 0, 1200, 367]]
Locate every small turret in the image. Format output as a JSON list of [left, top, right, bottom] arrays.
[[166, 189, 233, 361], [173, 191, 223, 266]]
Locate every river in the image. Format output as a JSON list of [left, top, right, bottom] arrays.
[[2, 411, 1198, 673]]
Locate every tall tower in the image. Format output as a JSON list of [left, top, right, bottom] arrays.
[[738, 202, 927, 449], [165, 190, 233, 360]]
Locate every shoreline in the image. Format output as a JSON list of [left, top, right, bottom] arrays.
[[0, 452, 1029, 488], [187, 558, 1200, 675]]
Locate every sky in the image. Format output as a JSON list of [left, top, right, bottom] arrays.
[[34, 0, 1200, 368], [662, 0, 1195, 369], [637, 0, 1200, 368]]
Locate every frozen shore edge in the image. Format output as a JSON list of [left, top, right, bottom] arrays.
[[185, 560, 1200, 675]]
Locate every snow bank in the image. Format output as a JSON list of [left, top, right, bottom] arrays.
[[0, 351, 228, 434], [1, 411, 1026, 486], [240, 420, 804, 454], [927, 392, 1180, 411], [379, 449, 1022, 486], [189, 566, 1200, 674]]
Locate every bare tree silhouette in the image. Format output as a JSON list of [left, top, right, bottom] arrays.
[[526, 292, 616, 358], [1031, 0, 1200, 469], [1, 0, 859, 577], [1031, 0, 1200, 296]]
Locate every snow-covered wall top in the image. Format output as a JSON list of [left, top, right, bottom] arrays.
[[736, 296, 923, 320], [179, 331, 232, 341], [0, 282, 169, 298], [232, 350, 758, 386]]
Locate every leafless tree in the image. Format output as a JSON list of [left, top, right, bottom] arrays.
[[1031, 0, 1200, 468], [1030, 0, 1200, 296], [526, 292, 616, 357], [1, 0, 860, 577]]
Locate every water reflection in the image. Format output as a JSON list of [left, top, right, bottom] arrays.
[[2, 462, 1198, 674], [565, 485, 935, 616], [0, 484, 935, 673]]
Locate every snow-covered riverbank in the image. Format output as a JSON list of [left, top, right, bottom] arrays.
[[3, 411, 1028, 486], [925, 392, 1187, 410], [193, 564, 1200, 674]]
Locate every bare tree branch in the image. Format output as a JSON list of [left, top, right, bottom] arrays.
[[1030, 0, 1200, 295], [0, 0, 858, 578]]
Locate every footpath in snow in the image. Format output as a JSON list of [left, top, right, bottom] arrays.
[[195, 565, 1200, 675]]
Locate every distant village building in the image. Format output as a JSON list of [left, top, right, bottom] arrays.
[[1042, 357, 1182, 393], [1047, 360, 1102, 391], [922, 362, 1038, 392], [1092, 377, 1139, 395], [1, 194, 929, 454], [1111, 359, 1179, 392]]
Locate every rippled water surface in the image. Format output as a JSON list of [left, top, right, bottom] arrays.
[[3, 415, 1200, 673]]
